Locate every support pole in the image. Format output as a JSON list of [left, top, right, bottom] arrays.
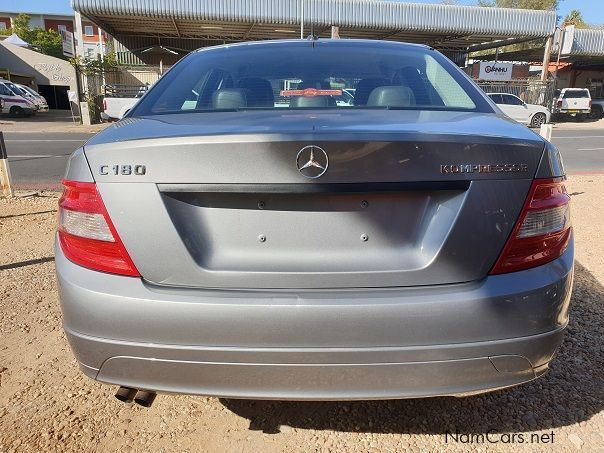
[[300, 0, 304, 39], [0, 132, 14, 198], [541, 35, 554, 82], [539, 124, 553, 141], [554, 27, 566, 84]]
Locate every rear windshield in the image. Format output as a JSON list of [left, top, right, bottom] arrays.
[[132, 42, 489, 116], [563, 90, 590, 99]]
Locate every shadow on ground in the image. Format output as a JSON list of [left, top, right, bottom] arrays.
[[221, 262, 603, 438]]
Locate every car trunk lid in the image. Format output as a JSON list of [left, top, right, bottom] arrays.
[[85, 110, 545, 289]]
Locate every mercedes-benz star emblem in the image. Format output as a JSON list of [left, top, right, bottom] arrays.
[[296, 145, 329, 179]]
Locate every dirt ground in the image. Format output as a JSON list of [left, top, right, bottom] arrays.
[[0, 176, 603, 452]]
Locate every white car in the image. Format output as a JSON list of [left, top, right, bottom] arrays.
[[487, 93, 550, 128], [16, 84, 49, 112]]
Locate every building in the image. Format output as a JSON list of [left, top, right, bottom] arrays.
[[0, 40, 78, 109], [0, 11, 109, 59], [556, 26, 604, 97], [475, 25, 604, 98]]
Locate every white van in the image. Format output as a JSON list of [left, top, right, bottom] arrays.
[[0, 79, 37, 117], [16, 83, 49, 112]]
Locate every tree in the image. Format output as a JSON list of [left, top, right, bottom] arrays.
[[563, 9, 588, 28], [11, 13, 32, 37], [477, 0, 560, 9], [4, 13, 64, 59]]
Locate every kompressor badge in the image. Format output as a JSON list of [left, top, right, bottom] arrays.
[[440, 163, 529, 174]]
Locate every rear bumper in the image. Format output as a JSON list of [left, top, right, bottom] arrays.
[[554, 109, 591, 115], [56, 239, 574, 400]]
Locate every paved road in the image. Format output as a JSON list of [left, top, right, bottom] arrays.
[[3, 128, 604, 190], [4, 132, 93, 191]]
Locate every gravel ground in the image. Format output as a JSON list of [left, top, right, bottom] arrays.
[[0, 176, 603, 453]]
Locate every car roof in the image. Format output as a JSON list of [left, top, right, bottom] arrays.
[[194, 38, 431, 54]]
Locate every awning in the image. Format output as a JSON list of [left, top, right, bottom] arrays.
[[73, 0, 557, 51]]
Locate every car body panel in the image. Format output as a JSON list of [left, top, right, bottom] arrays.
[[56, 39, 573, 400], [83, 110, 544, 289], [57, 237, 573, 399]]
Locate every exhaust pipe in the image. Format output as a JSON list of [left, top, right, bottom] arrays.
[[134, 390, 156, 408], [115, 386, 137, 403]]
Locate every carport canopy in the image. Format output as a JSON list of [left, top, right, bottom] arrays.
[[73, 0, 556, 52], [475, 26, 604, 64]]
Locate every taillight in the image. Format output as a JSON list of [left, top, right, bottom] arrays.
[[103, 98, 107, 111], [589, 100, 592, 108], [490, 178, 571, 275], [57, 180, 140, 277], [556, 100, 562, 108]]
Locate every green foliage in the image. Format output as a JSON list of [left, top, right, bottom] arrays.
[[6, 13, 65, 59], [12, 13, 31, 37], [477, 0, 559, 9], [563, 9, 588, 28], [28, 28, 63, 59], [69, 53, 118, 75]]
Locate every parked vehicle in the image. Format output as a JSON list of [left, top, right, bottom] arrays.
[[56, 39, 573, 405], [101, 84, 149, 121], [0, 79, 36, 117], [552, 88, 592, 120], [486, 93, 550, 128], [16, 84, 49, 112], [335, 88, 356, 106], [589, 98, 604, 119]]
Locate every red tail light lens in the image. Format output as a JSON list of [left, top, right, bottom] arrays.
[[58, 180, 140, 277], [490, 178, 571, 275], [556, 100, 562, 108], [103, 99, 107, 111], [589, 100, 592, 108]]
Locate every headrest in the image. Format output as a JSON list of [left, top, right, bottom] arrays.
[[211, 89, 249, 109], [237, 78, 274, 107], [289, 96, 336, 108], [367, 86, 416, 107], [354, 78, 389, 105]]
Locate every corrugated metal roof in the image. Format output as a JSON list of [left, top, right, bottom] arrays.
[[72, 0, 556, 40], [563, 27, 604, 57]]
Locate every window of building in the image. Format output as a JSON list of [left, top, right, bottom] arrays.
[[58, 24, 67, 34], [0, 22, 6, 31], [84, 25, 94, 36]]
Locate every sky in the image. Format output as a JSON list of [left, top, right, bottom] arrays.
[[3, 0, 603, 25]]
